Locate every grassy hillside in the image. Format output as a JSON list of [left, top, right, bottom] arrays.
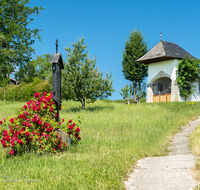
[[0, 100, 200, 189]]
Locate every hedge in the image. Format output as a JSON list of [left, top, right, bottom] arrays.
[[0, 78, 51, 102]]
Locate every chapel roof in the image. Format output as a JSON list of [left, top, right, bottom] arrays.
[[136, 41, 196, 64]]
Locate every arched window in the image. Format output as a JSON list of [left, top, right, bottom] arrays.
[[153, 77, 171, 95]]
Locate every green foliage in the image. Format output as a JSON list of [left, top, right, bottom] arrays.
[[60, 115, 82, 144], [176, 58, 200, 100], [119, 82, 147, 99], [119, 84, 132, 99], [121, 28, 148, 97], [0, 0, 44, 80], [0, 78, 51, 101], [62, 37, 114, 109], [20, 54, 52, 83]]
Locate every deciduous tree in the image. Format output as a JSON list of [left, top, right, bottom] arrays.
[[0, 0, 44, 81], [62, 38, 114, 109], [19, 54, 52, 83]]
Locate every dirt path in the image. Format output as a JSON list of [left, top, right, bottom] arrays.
[[124, 117, 200, 190]]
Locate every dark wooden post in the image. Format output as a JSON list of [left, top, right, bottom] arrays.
[[49, 40, 64, 123]]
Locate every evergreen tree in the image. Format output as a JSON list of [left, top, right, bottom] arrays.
[[0, 0, 44, 81], [62, 38, 114, 109], [121, 28, 148, 101]]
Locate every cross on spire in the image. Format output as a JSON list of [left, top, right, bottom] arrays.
[[55, 39, 58, 53], [160, 32, 162, 41]]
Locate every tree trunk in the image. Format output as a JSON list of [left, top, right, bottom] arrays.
[[82, 99, 85, 110], [4, 88, 5, 103], [138, 83, 141, 103], [133, 83, 137, 102]]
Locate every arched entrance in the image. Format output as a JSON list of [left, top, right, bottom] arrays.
[[152, 77, 171, 102]]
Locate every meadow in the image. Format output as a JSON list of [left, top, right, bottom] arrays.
[[1, 100, 200, 189]]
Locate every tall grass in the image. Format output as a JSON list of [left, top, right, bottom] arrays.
[[1, 100, 200, 189]]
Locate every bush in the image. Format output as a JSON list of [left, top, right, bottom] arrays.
[[0, 78, 51, 102], [0, 92, 81, 156]]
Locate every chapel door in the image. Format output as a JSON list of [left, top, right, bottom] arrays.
[[152, 77, 171, 102]]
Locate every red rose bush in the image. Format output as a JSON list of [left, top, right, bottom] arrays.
[[0, 92, 81, 156]]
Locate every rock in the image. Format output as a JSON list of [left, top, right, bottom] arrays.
[[55, 129, 71, 145]]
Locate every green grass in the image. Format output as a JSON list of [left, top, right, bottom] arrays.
[[189, 122, 200, 189], [1, 100, 200, 189]]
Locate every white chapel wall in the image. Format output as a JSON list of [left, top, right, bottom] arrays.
[[147, 59, 200, 102], [148, 59, 178, 84]]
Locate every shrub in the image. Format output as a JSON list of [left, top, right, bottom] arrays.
[[0, 78, 51, 102], [0, 92, 81, 156]]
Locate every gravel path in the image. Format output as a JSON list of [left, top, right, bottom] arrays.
[[124, 117, 200, 190]]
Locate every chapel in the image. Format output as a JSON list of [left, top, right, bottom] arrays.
[[136, 39, 199, 103]]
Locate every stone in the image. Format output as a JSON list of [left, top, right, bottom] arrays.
[[55, 129, 71, 145]]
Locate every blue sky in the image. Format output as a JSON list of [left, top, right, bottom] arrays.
[[28, 0, 200, 100]]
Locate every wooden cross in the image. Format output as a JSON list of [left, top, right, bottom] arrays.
[[55, 39, 58, 53]]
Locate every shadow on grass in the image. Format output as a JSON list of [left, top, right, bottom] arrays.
[[61, 105, 115, 113]]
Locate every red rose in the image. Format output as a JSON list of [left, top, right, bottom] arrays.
[[10, 141, 15, 146], [23, 105, 27, 109], [68, 125, 73, 130], [49, 107, 54, 112], [77, 137, 81, 141], [0, 121, 3, 124], [43, 92, 47, 96], [17, 139, 24, 145], [68, 119, 72, 123], [75, 133, 79, 137], [34, 92, 40, 98], [10, 118, 14, 123], [38, 120, 42, 125], [2, 130, 8, 136], [32, 118, 36, 123], [25, 132, 31, 137], [58, 143, 62, 149], [75, 127, 80, 132], [43, 104, 47, 109], [9, 150, 14, 155], [10, 128, 14, 134], [72, 123, 75, 127]]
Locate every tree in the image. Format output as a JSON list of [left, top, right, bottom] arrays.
[[121, 28, 148, 101], [62, 38, 114, 109], [119, 84, 132, 99], [18, 54, 52, 83], [0, 33, 16, 79], [119, 82, 147, 100], [176, 58, 200, 101], [0, 0, 44, 81]]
